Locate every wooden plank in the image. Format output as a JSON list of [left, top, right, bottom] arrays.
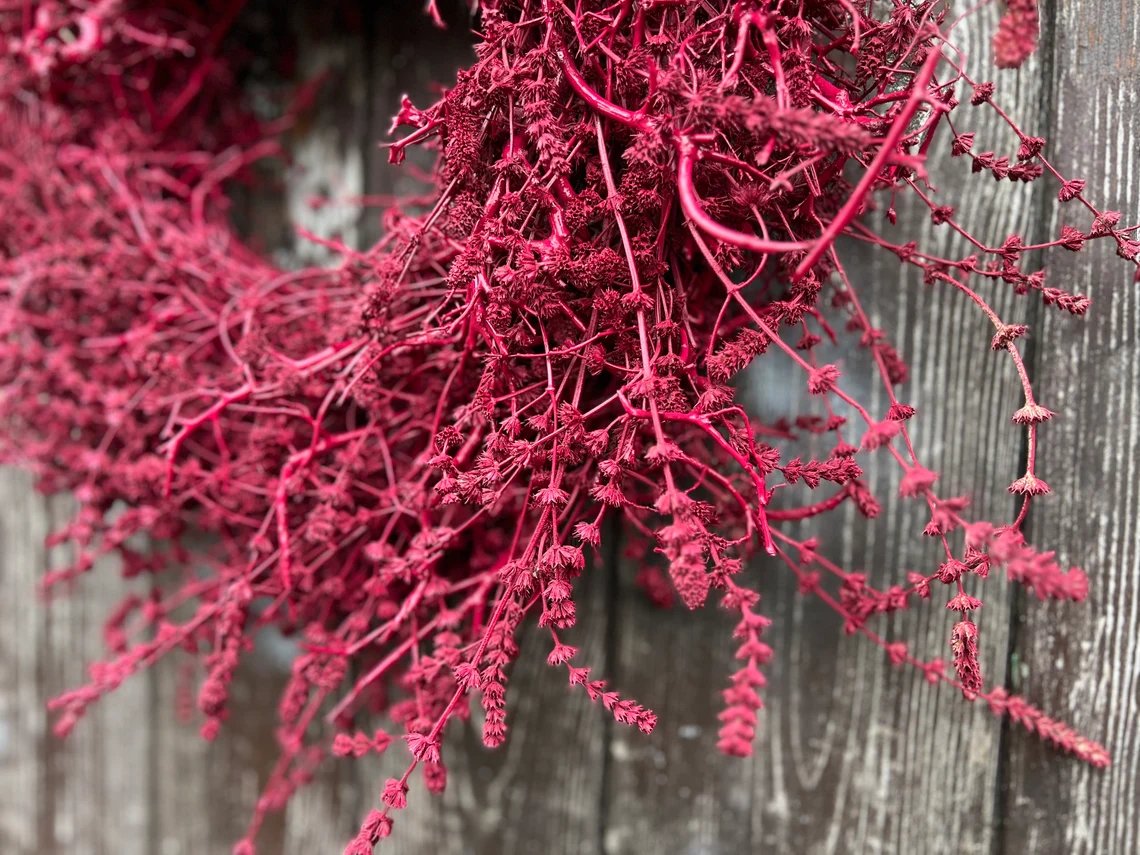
[[0, 471, 152, 855], [602, 553, 754, 855], [145, 7, 376, 853], [146, 7, 478, 852], [358, 12, 610, 853], [745, 12, 1060, 850], [360, 5, 475, 248], [147, 647, 287, 854], [394, 551, 613, 855], [603, 5, 1051, 853], [267, 5, 614, 849], [1000, 2, 1140, 853]]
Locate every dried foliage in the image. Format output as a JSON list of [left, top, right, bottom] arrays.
[[0, 1, 1133, 851]]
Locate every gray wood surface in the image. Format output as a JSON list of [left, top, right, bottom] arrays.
[[1, 2, 1137, 854], [1000, 4, 1140, 854]]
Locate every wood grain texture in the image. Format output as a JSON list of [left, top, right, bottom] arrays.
[[394, 550, 613, 855], [0, 474, 151, 855], [2, 1, 1138, 854], [1000, 2, 1140, 853], [604, 5, 1049, 854], [141, 8, 377, 853], [370, 9, 614, 854]]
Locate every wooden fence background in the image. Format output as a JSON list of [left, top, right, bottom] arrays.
[[1, 2, 1137, 853]]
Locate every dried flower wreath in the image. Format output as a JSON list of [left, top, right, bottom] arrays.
[[1, 1, 1135, 852]]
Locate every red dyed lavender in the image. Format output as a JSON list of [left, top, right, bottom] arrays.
[[1, 2, 1131, 852]]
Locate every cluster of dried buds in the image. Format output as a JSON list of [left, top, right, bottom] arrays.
[[1, 1, 1133, 852]]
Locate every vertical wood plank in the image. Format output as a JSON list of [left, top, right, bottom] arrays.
[[282, 8, 481, 852], [0, 471, 151, 855], [394, 553, 612, 855], [146, 7, 376, 852], [145, 8, 479, 851], [603, 5, 1052, 853], [376, 9, 613, 847], [1001, 2, 1140, 853], [748, 9, 1058, 850], [602, 553, 754, 855]]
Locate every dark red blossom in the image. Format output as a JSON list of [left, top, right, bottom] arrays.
[[951, 620, 983, 699], [993, 0, 1040, 70]]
